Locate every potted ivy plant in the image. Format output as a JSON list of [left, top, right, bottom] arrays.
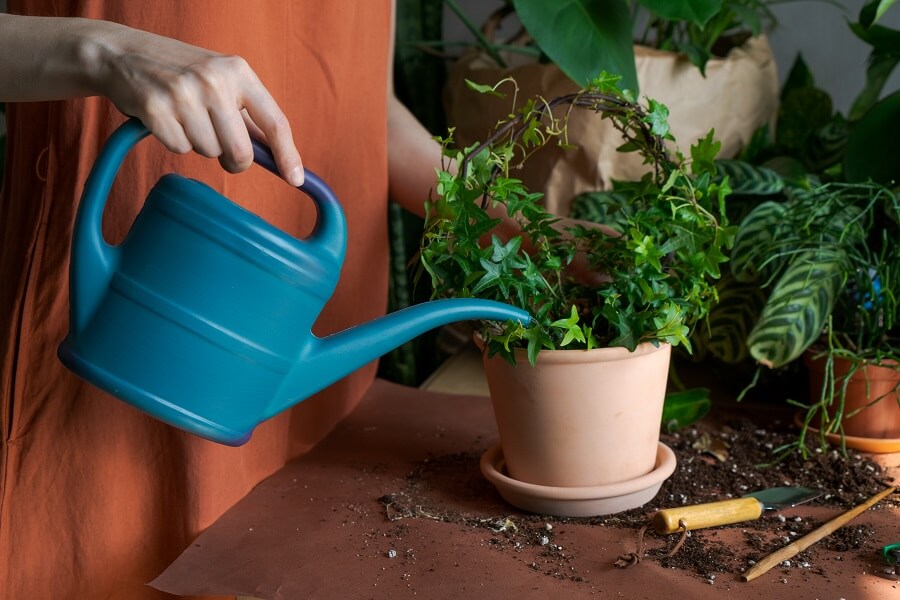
[[442, 0, 780, 215], [417, 74, 734, 516]]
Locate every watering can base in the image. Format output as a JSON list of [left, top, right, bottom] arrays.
[[58, 343, 254, 446]]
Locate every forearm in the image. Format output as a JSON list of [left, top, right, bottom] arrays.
[[0, 14, 121, 102], [387, 95, 448, 218], [0, 13, 303, 183]]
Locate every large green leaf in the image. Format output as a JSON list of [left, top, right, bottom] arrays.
[[747, 249, 846, 368], [850, 20, 900, 53], [511, 0, 638, 92], [638, 0, 723, 28], [860, 0, 899, 27], [731, 201, 789, 282], [662, 388, 711, 432], [844, 90, 900, 184], [705, 273, 767, 364], [848, 49, 900, 120], [805, 118, 851, 172]]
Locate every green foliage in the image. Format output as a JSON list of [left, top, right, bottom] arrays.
[[511, 0, 637, 90], [747, 248, 847, 368], [726, 1, 900, 374], [714, 159, 784, 196], [702, 272, 766, 363], [418, 75, 733, 365], [634, 0, 778, 76], [752, 2, 900, 184], [444, 0, 778, 94], [733, 183, 899, 370], [844, 90, 900, 184], [662, 387, 712, 431], [722, 7, 900, 449]]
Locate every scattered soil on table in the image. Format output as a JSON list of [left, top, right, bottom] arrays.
[[377, 416, 898, 584]]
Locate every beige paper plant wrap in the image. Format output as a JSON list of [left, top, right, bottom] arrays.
[[444, 36, 779, 216]]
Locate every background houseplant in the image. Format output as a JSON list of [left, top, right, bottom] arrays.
[[447, 0, 780, 93], [417, 74, 733, 514], [695, 1, 900, 453], [442, 0, 780, 216]]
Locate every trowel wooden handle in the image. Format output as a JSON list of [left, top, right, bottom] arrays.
[[652, 497, 763, 534]]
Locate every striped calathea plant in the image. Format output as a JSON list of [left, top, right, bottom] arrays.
[[731, 181, 899, 370]]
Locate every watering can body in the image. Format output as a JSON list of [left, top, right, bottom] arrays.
[[59, 119, 529, 445]]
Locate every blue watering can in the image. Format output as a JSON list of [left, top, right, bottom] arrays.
[[58, 118, 530, 446]]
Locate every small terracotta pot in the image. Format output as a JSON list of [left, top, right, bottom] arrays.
[[805, 353, 900, 441], [481, 341, 672, 488]]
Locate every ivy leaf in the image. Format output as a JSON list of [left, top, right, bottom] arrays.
[[472, 259, 503, 295], [550, 305, 587, 347], [590, 71, 623, 94], [465, 79, 506, 98], [490, 235, 525, 265], [690, 129, 722, 177], [644, 99, 671, 138], [630, 232, 664, 272], [602, 305, 638, 351], [522, 325, 554, 366]]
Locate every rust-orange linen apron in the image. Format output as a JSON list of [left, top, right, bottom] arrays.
[[0, 2, 391, 597]]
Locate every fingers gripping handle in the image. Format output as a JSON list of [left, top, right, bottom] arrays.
[[250, 138, 347, 264], [651, 497, 764, 534]]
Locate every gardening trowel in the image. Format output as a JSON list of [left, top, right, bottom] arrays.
[[652, 486, 823, 534]]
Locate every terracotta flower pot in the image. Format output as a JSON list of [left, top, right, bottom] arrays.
[[805, 354, 900, 448], [481, 342, 672, 488]]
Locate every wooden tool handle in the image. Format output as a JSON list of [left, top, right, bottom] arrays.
[[743, 486, 897, 582], [652, 497, 763, 534]]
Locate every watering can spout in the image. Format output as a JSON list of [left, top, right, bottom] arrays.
[[268, 299, 530, 419]]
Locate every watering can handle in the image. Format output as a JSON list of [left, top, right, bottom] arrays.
[[70, 117, 346, 334], [250, 138, 346, 262]]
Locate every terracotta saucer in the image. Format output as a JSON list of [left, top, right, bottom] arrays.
[[793, 413, 900, 454], [480, 442, 676, 517]]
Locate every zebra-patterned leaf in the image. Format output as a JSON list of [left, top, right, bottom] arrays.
[[705, 274, 767, 364], [569, 190, 631, 233], [715, 159, 784, 196], [747, 249, 847, 368], [823, 204, 865, 245], [806, 118, 850, 172], [731, 201, 789, 282]]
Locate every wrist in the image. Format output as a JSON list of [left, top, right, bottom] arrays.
[[67, 18, 129, 98]]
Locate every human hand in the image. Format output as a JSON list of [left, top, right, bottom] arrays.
[[93, 23, 303, 185]]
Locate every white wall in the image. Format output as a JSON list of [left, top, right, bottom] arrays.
[[444, 0, 900, 114]]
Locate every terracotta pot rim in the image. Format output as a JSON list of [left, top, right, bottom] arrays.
[[476, 336, 671, 365], [792, 412, 900, 454], [804, 350, 900, 372]]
